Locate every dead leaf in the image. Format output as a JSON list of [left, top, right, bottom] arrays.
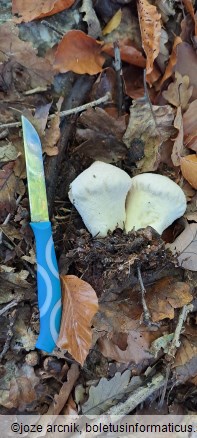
[[183, 100, 197, 151], [0, 23, 54, 89], [42, 115, 60, 156], [176, 42, 197, 100], [171, 106, 184, 166], [80, 0, 102, 38], [123, 101, 175, 172], [160, 36, 182, 86], [54, 30, 105, 75], [12, 0, 75, 22], [162, 72, 193, 110], [182, 0, 197, 36], [99, 330, 153, 364], [46, 364, 80, 415], [146, 278, 193, 321], [103, 39, 146, 68], [0, 143, 18, 163], [82, 370, 131, 414], [173, 326, 197, 383], [75, 107, 127, 163], [123, 66, 145, 99], [168, 222, 197, 271], [103, 9, 122, 35], [137, 0, 161, 81], [57, 275, 98, 365], [0, 162, 18, 221], [0, 362, 39, 410], [180, 154, 197, 189]]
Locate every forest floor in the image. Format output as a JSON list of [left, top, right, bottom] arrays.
[[0, 0, 197, 417]]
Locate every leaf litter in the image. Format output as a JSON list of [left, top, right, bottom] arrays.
[[0, 0, 197, 417]]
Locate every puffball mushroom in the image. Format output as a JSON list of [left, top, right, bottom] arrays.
[[68, 161, 132, 237], [125, 173, 187, 235]]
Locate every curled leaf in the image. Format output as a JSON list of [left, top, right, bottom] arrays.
[[137, 0, 161, 80], [180, 154, 197, 189]]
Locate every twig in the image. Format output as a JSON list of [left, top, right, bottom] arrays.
[[167, 303, 193, 359], [137, 263, 153, 326], [0, 92, 111, 130], [106, 372, 166, 415], [0, 308, 17, 360], [0, 194, 23, 244], [41, 20, 64, 36], [0, 299, 17, 316], [113, 41, 123, 115], [159, 303, 193, 407]]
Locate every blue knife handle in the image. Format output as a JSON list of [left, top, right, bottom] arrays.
[[30, 221, 62, 353]]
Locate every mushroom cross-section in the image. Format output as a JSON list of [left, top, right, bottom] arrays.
[[68, 161, 132, 237], [125, 173, 187, 235]]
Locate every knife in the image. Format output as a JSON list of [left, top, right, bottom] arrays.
[[21, 116, 62, 353]]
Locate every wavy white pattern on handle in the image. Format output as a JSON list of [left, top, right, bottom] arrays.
[[30, 221, 62, 352], [37, 263, 53, 317], [50, 298, 62, 342], [46, 236, 59, 279]]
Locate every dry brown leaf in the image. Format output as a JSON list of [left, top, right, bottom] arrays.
[[169, 222, 197, 271], [180, 154, 197, 189], [182, 0, 197, 36], [0, 363, 39, 410], [123, 101, 175, 172], [54, 30, 105, 75], [46, 364, 80, 415], [0, 23, 54, 88], [173, 326, 197, 383], [102, 39, 146, 68], [146, 278, 193, 322], [162, 72, 193, 110], [57, 275, 98, 365], [176, 42, 197, 100], [102, 9, 122, 35], [0, 162, 18, 222], [42, 115, 60, 156], [12, 0, 75, 22], [76, 107, 127, 163], [137, 0, 161, 81], [160, 36, 182, 86], [171, 106, 184, 166], [98, 330, 153, 364], [183, 100, 197, 151]]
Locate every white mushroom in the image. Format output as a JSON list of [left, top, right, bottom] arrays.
[[125, 173, 187, 235], [68, 161, 132, 237]]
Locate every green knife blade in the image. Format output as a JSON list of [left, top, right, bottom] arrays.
[[22, 116, 49, 222]]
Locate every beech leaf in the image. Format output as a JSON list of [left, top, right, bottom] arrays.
[[57, 275, 98, 365], [102, 9, 122, 36], [180, 155, 197, 189], [54, 30, 105, 75], [162, 72, 193, 110], [137, 0, 161, 79], [12, 0, 75, 22], [168, 222, 197, 271]]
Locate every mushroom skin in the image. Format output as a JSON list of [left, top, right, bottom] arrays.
[[125, 173, 187, 235], [68, 161, 132, 237]]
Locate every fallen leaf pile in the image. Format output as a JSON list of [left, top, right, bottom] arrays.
[[0, 0, 197, 417]]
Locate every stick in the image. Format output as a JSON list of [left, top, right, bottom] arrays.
[[106, 373, 166, 415], [0, 92, 111, 130]]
